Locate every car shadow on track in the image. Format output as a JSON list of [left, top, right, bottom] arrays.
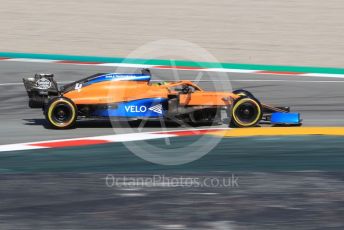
[[23, 118, 215, 129]]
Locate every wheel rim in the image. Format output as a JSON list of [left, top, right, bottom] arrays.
[[52, 103, 73, 123], [48, 99, 76, 127], [233, 99, 261, 126]]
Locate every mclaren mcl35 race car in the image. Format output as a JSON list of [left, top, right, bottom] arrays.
[[23, 69, 301, 129]]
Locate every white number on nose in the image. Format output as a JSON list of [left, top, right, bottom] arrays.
[[75, 83, 82, 91]]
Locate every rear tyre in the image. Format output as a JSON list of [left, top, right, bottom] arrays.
[[230, 96, 262, 128], [45, 97, 77, 129]]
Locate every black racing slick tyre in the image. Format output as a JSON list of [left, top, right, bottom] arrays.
[[45, 97, 77, 129], [232, 89, 255, 99], [230, 96, 262, 128]]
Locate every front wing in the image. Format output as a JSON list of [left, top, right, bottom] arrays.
[[261, 104, 302, 126]]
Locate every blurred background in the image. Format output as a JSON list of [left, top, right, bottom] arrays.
[[1, 0, 344, 229], [1, 0, 344, 66]]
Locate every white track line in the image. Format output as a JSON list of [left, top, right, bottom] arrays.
[[201, 68, 257, 73], [0, 83, 23, 86], [0, 127, 228, 152], [301, 73, 344, 78], [2, 58, 344, 79], [3, 58, 58, 63], [231, 80, 344, 83]]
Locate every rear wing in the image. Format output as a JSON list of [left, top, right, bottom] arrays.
[[23, 74, 59, 108]]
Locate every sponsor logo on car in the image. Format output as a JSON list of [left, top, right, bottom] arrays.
[[148, 104, 163, 114], [125, 105, 147, 113], [35, 78, 52, 90], [124, 104, 163, 114]]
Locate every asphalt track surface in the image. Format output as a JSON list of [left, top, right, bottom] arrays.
[[1, 61, 344, 229], [1, 172, 344, 230], [1, 61, 344, 145]]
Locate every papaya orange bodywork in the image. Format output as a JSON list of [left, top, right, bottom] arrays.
[[63, 80, 239, 106]]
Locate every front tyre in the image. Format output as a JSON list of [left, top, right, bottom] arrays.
[[230, 97, 262, 128], [232, 89, 255, 99], [45, 97, 77, 129]]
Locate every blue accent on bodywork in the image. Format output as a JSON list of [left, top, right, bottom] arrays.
[[271, 112, 301, 124], [85, 73, 151, 86], [92, 98, 168, 118]]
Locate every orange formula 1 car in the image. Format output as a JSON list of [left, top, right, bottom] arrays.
[[23, 69, 301, 129]]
